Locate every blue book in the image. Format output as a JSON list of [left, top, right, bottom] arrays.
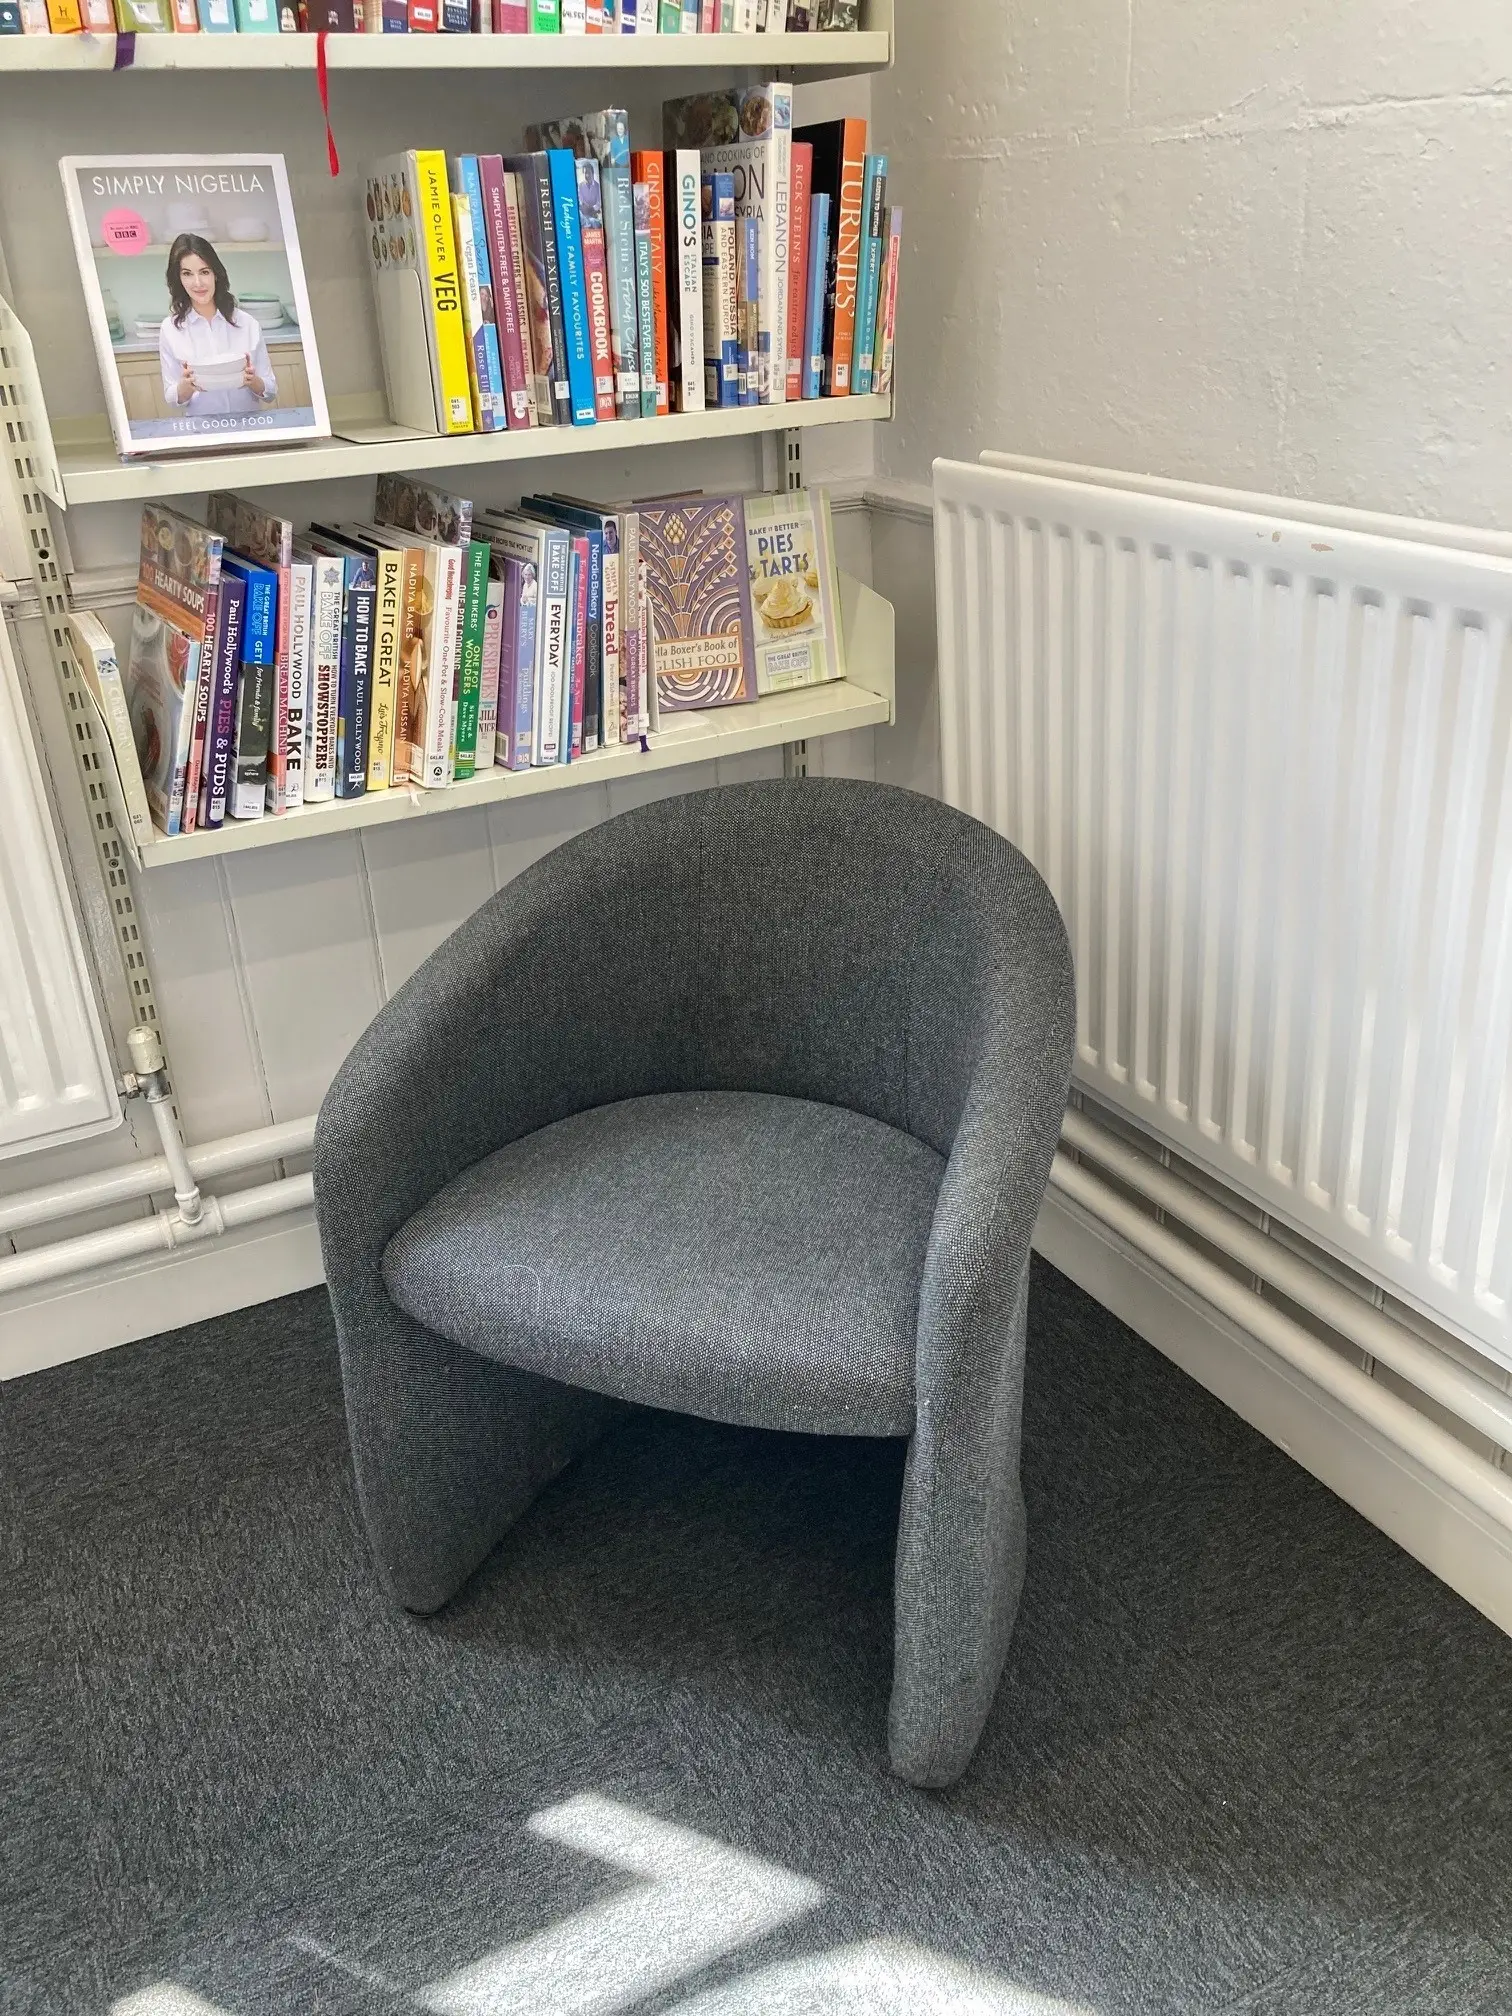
[[706, 172, 740, 409], [498, 557, 537, 772], [219, 553, 277, 822], [201, 571, 245, 831], [306, 530, 376, 801], [739, 213, 760, 408], [802, 193, 830, 401], [232, 0, 280, 31], [546, 149, 599, 427], [454, 156, 509, 435], [523, 497, 605, 752], [195, 0, 237, 28], [852, 154, 888, 396]]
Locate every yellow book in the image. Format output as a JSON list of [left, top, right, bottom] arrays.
[[414, 151, 476, 437], [44, 0, 83, 30], [365, 543, 405, 791]]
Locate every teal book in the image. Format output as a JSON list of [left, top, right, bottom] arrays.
[[851, 153, 888, 395], [546, 149, 598, 426], [233, 0, 280, 31]]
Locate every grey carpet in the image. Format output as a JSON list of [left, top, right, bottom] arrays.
[[3, 1258, 1511, 2016]]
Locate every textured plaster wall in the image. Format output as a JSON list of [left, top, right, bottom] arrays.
[[874, 3, 1512, 529]]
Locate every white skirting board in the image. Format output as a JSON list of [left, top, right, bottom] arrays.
[[1035, 1186, 1512, 1639], [0, 1211, 323, 1382]]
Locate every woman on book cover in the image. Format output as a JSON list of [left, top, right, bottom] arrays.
[[157, 234, 278, 417]]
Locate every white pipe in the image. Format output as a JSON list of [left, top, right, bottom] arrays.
[[0, 1115, 317, 1237], [0, 1173, 313, 1297], [1059, 1107, 1512, 1459], [1048, 1151, 1512, 1535]]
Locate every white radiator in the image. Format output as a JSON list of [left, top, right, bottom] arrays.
[[0, 612, 119, 1160], [933, 457, 1512, 1370]]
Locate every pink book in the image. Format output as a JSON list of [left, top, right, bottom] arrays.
[[786, 142, 812, 403], [568, 534, 588, 759], [576, 159, 619, 422], [496, 0, 525, 20], [479, 156, 535, 431]]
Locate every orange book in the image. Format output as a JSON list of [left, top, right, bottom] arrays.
[[44, 0, 83, 29], [169, 0, 201, 25], [793, 115, 866, 396], [632, 150, 670, 415]]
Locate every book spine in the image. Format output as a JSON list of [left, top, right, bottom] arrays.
[[678, 0, 695, 29], [183, 591, 216, 834], [80, 0, 116, 24], [73, 619, 154, 849], [510, 564, 539, 765], [528, 156, 574, 426], [478, 575, 504, 769], [367, 549, 404, 790], [441, 0, 466, 25], [306, 557, 343, 802], [803, 192, 829, 399], [282, 562, 312, 811], [202, 581, 243, 830], [559, 0, 581, 24], [785, 142, 812, 402], [43, 0, 82, 28], [619, 508, 641, 738], [739, 213, 760, 406], [231, 660, 273, 821], [851, 154, 887, 395], [496, 0, 525, 21], [546, 150, 598, 426], [599, 524, 621, 748], [169, 0, 200, 30], [875, 205, 902, 398], [534, 532, 568, 765], [458, 160, 509, 430], [408, 0, 437, 27], [421, 547, 462, 789], [452, 539, 490, 780], [263, 562, 291, 816], [392, 548, 424, 784], [697, 0, 713, 27], [163, 640, 204, 837], [595, 128, 641, 419], [765, 81, 792, 403], [631, 181, 659, 420], [665, 151, 704, 413], [414, 151, 474, 431], [575, 159, 619, 422], [704, 173, 739, 407], [632, 152, 670, 415], [336, 571, 374, 801], [566, 537, 588, 759], [582, 532, 602, 751], [480, 158, 535, 430], [828, 119, 867, 393], [529, 0, 556, 24]]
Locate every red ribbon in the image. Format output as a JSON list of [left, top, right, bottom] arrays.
[[315, 30, 340, 178]]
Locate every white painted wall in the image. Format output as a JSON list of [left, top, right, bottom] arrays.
[[875, 1, 1512, 532]]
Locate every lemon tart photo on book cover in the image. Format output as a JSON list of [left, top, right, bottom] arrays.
[[59, 155, 330, 460]]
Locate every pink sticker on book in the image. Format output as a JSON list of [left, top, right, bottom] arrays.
[[100, 210, 151, 254]]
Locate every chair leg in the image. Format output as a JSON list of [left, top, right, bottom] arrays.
[[337, 1301, 613, 1615], [887, 1263, 1031, 1789]]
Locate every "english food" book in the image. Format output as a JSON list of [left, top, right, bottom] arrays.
[[638, 493, 756, 711]]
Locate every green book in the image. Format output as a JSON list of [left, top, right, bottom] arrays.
[[452, 539, 491, 782], [658, 0, 680, 26], [530, 0, 559, 27]]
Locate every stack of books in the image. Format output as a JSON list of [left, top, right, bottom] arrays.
[[4, 0, 859, 36], [75, 475, 848, 840], [367, 99, 900, 435]]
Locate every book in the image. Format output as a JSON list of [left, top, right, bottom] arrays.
[[294, 546, 344, 801], [638, 494, 756, 711], [532, 494, 619, 747], [306, 531, 376, 801], [451, 158, 508, 432], [124, 506, 224, 837], [529, 0, 556, 25], [67, 613, 154, 854], [574, 158, 619, 422], [281, 561, 312, 812], [657, 0, 677, 26], [409, 0, 437, 27], [701, 170, 739, 409], [233, 0, 277, 26], [874, 205, 901, 398], [785, 141, 812, 402], [59, 156, 328, 461], [664, 83, 792, 405], [182, 588, 216, 833], [505, 152, 572, 427], [738, 211, 760, 406], [452, 538, 492, 780], [496, 556, 538, 770], [478, 511, 569, 765], [631, 150, 670, 416], [801, 189, 829, 399], [793, 116, 866, 393], [478, 156, 535, 429], [851, 152, 887, 395], [194, 2, 237, 44], [663, 149, 705, 414], [478, 575, 505, 771], [523, 499, 602, 751], [196, 568, 242, 829], [369, 480, 470, 787], [375, 474, 473, 547], [565, 533, 588, 757], [529, 111, 641, 421], [111, 0, 172, 27], [221, 552, 277, 821], [43, 0, 82, 26], [364, 152, 474, 435], [743, 487, 845, 694], [631, 181, 659, 420], [545, 148, 598, 427], [204, 493, 296, 815], [329, 523, 406, 791], [816, 0, 856, 25]]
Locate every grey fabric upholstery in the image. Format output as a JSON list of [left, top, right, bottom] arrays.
[[384, 1089, 941, 1436], [315, 778, 1075, 1787]]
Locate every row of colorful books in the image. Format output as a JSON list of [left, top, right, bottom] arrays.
[[371, 95, 898, 435], [4, 0, 856, 32], [76, 474, 847, 844]]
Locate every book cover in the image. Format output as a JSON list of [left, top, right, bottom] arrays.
[[851, 152, 887, 394], [69, 613, 155, 854], [638, 494, 756, 711], [294, 546, 344, 801], [545, 149, 598, 427], [375, 474, 473, 546], [478, 156, 535, 429], [124, 505, 224, 836], [793, 115, 866, 393], [664, 83, 791, 404], [77, 0, 114, 23], [452, 158, 508, 432], [663, 149, 705, 413], [341, 531, 422, 786], [59, 156, 328, 461], [874, 204, 901, 398], [802, 190, 829, 398], [478, 575, 504, 770], [504, 152, 571, 426], [167, 0, 201, 32], [785, 140, 812, 402], [631, 181, 658, 421], [631, 150, 670, 415], [744, 487, 845, 694], [701, 171, 739, 408], [574, 159, 618, 422]]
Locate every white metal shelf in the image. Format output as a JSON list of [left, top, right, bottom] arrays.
[[53, 393, 892, 505], [0, 27, 889, 72]]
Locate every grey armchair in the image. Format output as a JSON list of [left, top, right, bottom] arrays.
[[315, 778, 1075, 1788]]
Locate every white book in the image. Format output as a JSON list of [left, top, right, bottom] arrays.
[[668, 150, 705, 414], [294, 548, 344, 802], [479, 512, 567, 766], [561, 0, 586, 25], [478, 575, 505, 770], [68, 612, 154, 853], [281, 560, 313, 813], [732, 0, 757, 24]]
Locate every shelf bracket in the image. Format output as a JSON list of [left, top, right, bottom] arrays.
[[776, 425, 809, 779]]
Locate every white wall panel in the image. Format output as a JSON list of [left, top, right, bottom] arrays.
[[361, 808, 498, 1001]]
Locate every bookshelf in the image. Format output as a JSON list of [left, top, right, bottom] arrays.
[[0, 27, 890, 69]]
